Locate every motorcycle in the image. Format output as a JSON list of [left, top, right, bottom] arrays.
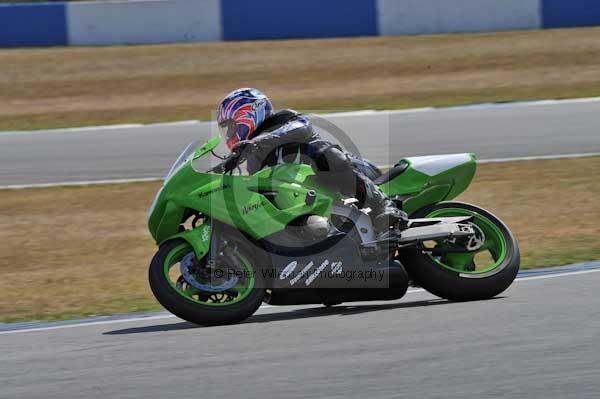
[[147, 136, 520, 325]]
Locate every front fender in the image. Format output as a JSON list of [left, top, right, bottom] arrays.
[[159, 223, 212, 260]]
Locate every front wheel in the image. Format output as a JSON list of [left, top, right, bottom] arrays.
[[398, 202, 520, 301], [149, 238, 265, 326]]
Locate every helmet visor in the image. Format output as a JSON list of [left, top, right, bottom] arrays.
[[219, 120, 239, 150]]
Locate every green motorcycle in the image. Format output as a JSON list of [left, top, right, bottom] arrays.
[[148, 136, 520, 325]]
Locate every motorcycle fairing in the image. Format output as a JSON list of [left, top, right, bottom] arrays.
[[149, 160, 335, 244]]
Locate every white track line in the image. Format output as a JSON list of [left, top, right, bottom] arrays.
[[514, 268, 600, 282], [0, 314, 180, 335], [477, 152, 600, 164], [1, 268, 598, 335], [2, 152, 598, 190], [0, 123, 146, 136], [4, 95, 600, 136], [1, 177, 164, 190]]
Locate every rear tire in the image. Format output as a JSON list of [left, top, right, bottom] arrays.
[[398, 202, 520, 301], [149, 238, 265, 326]]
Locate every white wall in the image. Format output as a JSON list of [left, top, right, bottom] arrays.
[[67, 0, 221, 46], [377, 0, 542, 36]]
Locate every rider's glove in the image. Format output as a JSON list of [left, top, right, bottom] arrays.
[[230, 140, 256, 160], [219, 140, 257, 173]]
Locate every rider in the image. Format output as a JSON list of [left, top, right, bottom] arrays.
[[217, 88, 408, 233]]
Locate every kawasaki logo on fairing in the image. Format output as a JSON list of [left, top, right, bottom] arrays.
[[242, 202, 264, 215], [198, 184, 231, 198]]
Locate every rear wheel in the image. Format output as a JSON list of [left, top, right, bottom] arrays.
[[399, 202, 520, 301], [149, 237, 265, 326]]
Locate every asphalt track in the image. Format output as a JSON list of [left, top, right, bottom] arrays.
[[1, 99, 600, 186], [2, 264, 600, 399]]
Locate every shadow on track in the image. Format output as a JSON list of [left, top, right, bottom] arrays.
[[103, 298, 475, 335]]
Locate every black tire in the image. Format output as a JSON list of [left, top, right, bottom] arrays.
[[398, 202, 520, 301], [149, 238, 265, 326]]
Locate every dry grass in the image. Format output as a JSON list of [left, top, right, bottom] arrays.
[[1, 27, 600, 130], [460, 158, 600, 268], [1, 157, 599, 322], [0, 183, 159, 323]]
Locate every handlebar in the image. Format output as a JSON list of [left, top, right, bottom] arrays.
[[210, 150, 244, 174], [209, 141, 253, 174]]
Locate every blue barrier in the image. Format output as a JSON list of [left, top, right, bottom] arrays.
[[0, 3, 67, 47], [1, 0, 600, 47], [542, 0, 600, 28], [221, 0, 378, 41]]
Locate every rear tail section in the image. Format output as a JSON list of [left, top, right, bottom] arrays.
[[378, 153, 476, 215]]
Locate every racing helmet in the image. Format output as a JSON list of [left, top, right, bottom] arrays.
[[217, 88, 273, 150]]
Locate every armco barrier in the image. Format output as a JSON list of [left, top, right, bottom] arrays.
[[1, 0, 600, 47], [0, 3, 67, 47]]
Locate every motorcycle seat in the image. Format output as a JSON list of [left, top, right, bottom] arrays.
[[374, 161, 409, 185]]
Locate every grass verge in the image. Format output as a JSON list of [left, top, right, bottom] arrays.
[[1, 157, 598, 323], [1, 27, 600, 131]]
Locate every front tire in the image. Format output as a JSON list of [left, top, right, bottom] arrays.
[[149, 239, 265, 326], [399, 202, 520, 301]]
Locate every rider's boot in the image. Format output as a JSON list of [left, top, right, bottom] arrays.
[[361, 178, 409, 234], [372, 199, 408, 233]]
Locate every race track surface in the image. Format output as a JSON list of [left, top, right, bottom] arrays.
[[1, 100, 600, 186], [2, 268, 600, 399]]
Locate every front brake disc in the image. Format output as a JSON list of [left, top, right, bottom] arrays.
[[180, 252, 239, 293]]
